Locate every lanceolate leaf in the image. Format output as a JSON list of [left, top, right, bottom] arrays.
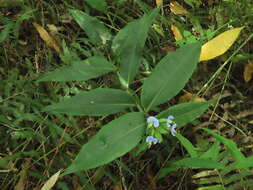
[[141, 43, 201, 111], [174, 158, 224, 169], [112, 8, 159, 88], [176, 133, 197, 158], [41, 170, 61, 190], [157, 100, 214, 127], [37, 56, 116, 82], [33, 22, 61, 53], [85, 0, 107, 12], [62, 112, 145, 175], [69, 9, 111, 45], [43, 88, 135, 116], [199, 27, 244, 62]]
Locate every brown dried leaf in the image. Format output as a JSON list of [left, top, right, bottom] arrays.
[[161, 45, 176, 53], [146, 165, 157, 189], [243, 60, 253, 82], [112, 184, 123, 190], [169, 1, 189, 15], [72, 175, 82, 190], [33, 22, 61, 54], [14, 159, 31, 190], [179, 93, 205, 103]]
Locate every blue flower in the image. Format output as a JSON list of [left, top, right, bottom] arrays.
[[146, 136, 158, 145], [147, 116, 159, 128], [170, 124, 177, 136], [166, 115, 174, 127]]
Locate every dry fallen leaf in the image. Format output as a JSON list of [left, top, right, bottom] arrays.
[[41, 170, 61, 190], [14, 159, 31, 190], [72, 175, 82, 190], [33, 22, 61, 54], [199, 27, 244, 62], [156, 0, 163, 7], [179, 93, 205, 103], [171, 25, 183, 41], [112, 183, 123, 190], [243, 60, 253, 82], [169, 1, 189, 15], [161, 45, 176, 53]]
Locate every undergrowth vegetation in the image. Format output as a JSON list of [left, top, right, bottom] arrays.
[[0, 0, 253, 189]]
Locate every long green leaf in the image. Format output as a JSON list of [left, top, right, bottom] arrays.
[[62, 112, 145, 175], [85, 0, 107, 12], [202, 128, 245, 163], [157, 100, 213, 127], [176, 133, 198, 158], [200, 141, 220, 161], [141, 43, 201, 111], [43, 88, 135, 116], [112, 9, 159, 88], [0, 23, 13, 43], [37, 56, 116, 82], [69, 9, 111, 45], [174, 158, 224, 169]]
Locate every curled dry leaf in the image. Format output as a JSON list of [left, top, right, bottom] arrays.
[[169, 1, 189, 15], [243, 60, 253, 82], [156, 0, 163, 7], [179, 93, 205, 103], [171, 25, 183, 41], [199, 27, 244, 62], [33, 22, 61, 54]]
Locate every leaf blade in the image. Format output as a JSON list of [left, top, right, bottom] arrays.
[[41, 170, 61, 190], [157, 100, 214, 127], [37, 56, 116, 82], [69, 9, 111, 45], [112, 9, 159, 88], [199, 27, 244, 62], [176, 133, 198, 158], [85, 0, 107, 12], [141, 43, 201, 111], [33, 22, 61, 53], [174, 158, 224, 169], [62, 112, 145, 175], [43, 88, 135, 116]]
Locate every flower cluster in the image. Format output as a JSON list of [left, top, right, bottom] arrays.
[[145, 115, 177, 146]]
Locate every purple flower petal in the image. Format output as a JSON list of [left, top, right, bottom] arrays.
[[170, 124, 177, 136], [167, 115, 174, 120], [147, 116, 159, 128], [152, 137, 158, 144], [146, 136, 154, 143]]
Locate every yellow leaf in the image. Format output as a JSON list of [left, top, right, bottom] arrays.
[[41, 170, 61, 190], [169, 1, 189, 15], [199, 27, 244, 62], [171, 25, 183, 41], [33, 22, 61, 54], [244, 60, 253, 82], [179, 93, 205, 103], [156, 0, 163, 7]]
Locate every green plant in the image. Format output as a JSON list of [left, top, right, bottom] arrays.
[[37, 8, 215, 176], [158, 128, 253, 190]]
